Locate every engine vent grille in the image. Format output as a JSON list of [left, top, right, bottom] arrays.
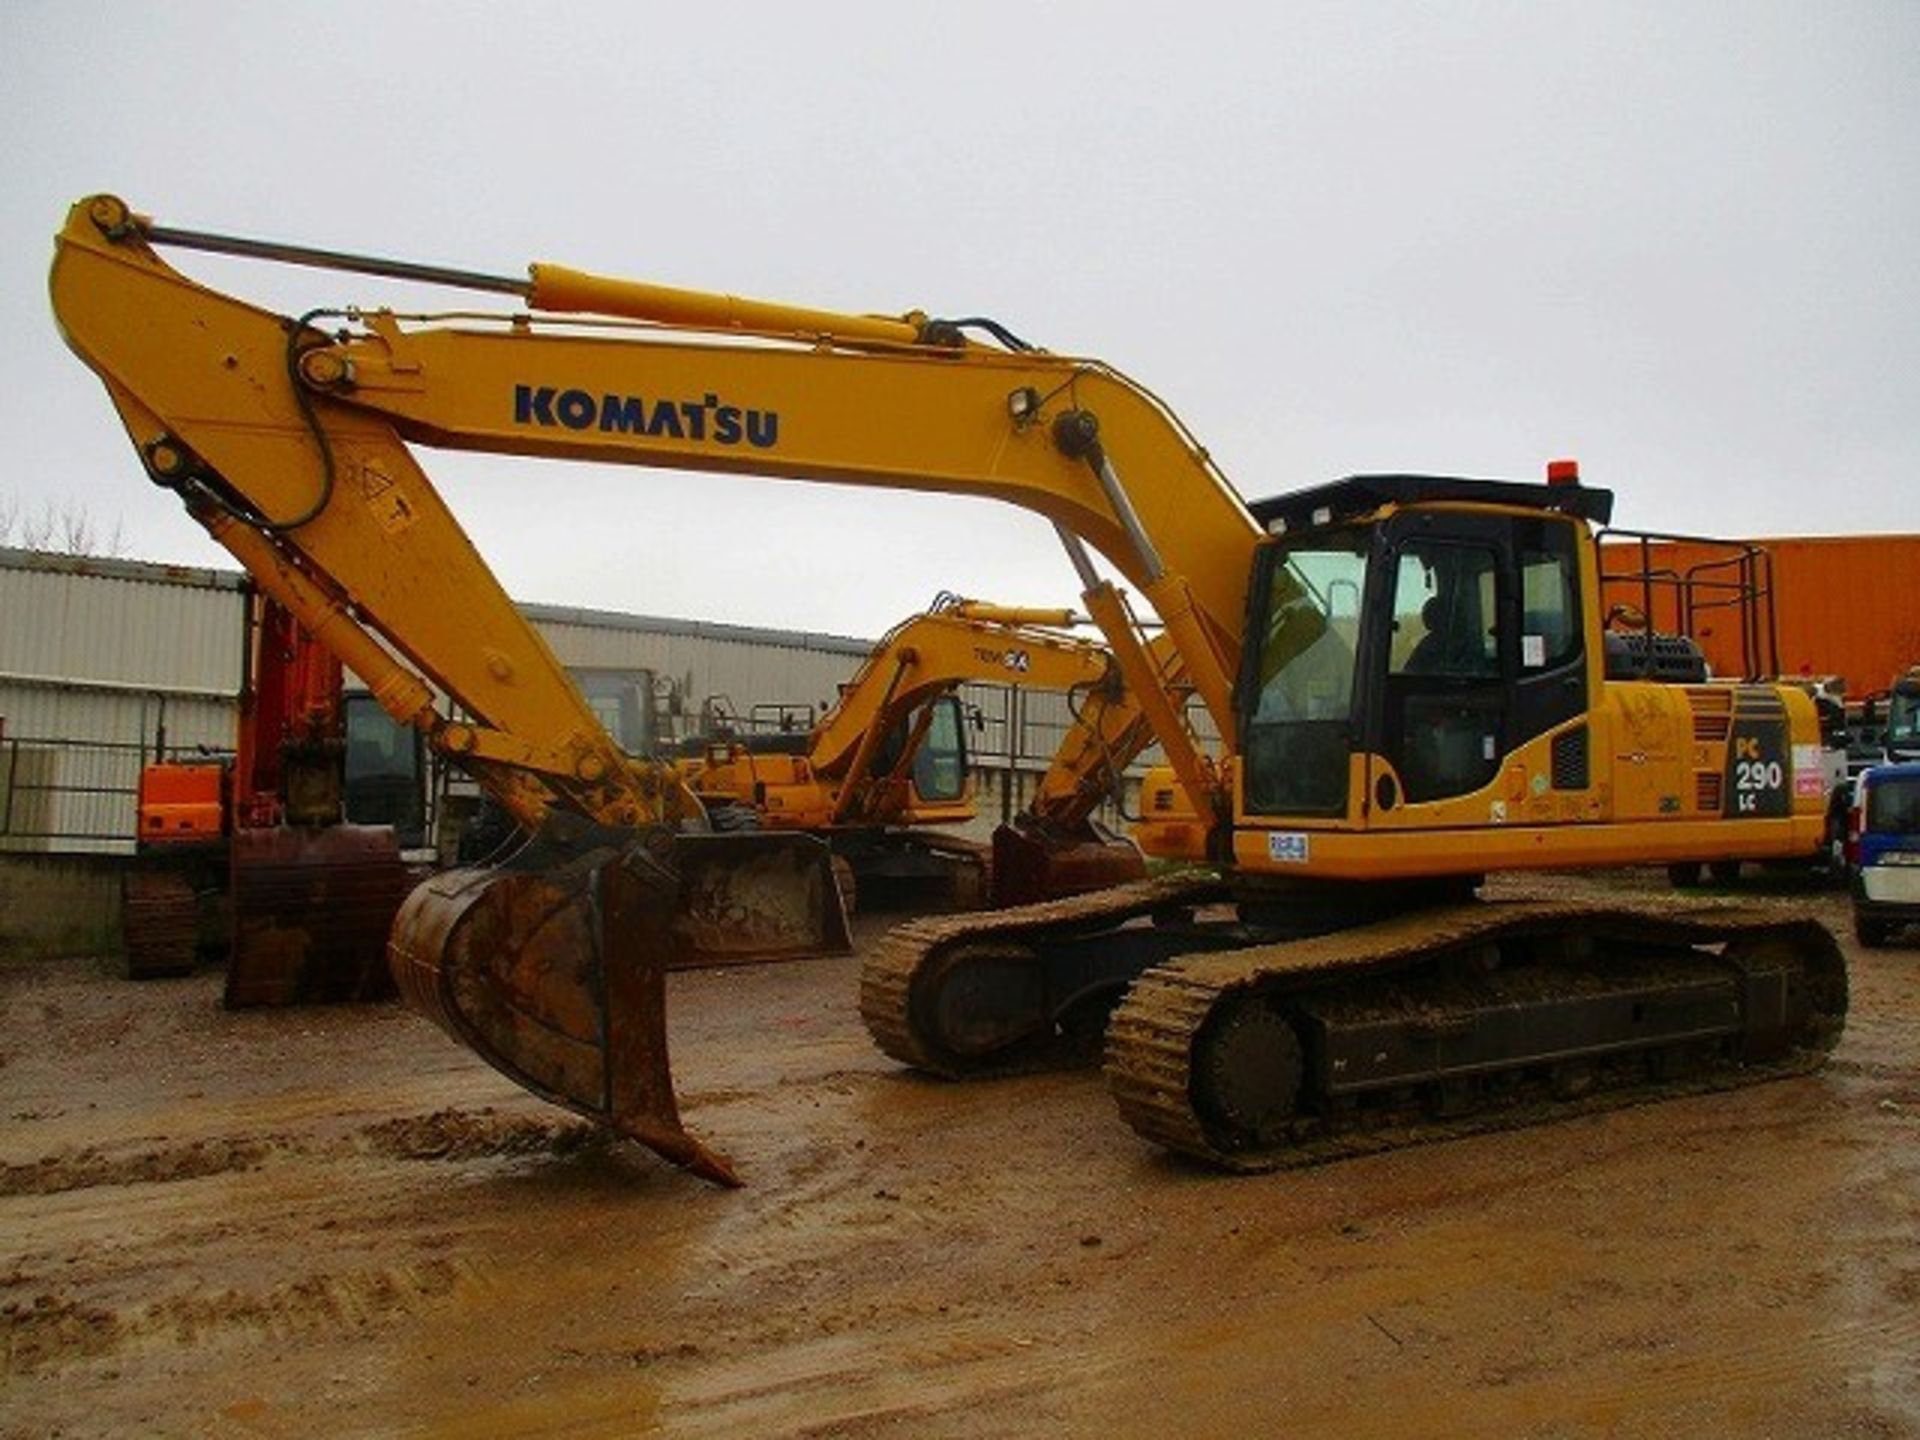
[[1696, 772, 1724, 814], [1687, 688, 1734, 744], [1551, 726, 1590, 791]]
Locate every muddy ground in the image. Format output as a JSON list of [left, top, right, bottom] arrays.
[[2, 868, 1915, 1438]]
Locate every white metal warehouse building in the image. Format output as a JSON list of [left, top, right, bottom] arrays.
[[0, 546, 1136, 855]]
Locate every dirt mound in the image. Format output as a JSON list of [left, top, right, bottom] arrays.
[[2, 1261, 467, 1377], [0, 1293, 118, 1374], [358, 1106, 607, 1162], [0, 1135, 275, 1196]]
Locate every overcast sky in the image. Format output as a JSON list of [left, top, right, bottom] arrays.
[[4, 2, 1914, 640]]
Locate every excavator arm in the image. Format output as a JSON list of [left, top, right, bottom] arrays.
[[990, 626, 1198, 904], [50, 195, 1259, 1182], [679, 597, 1169, 908], [51, 199, 1258, 798], [803, 599, 1187, 865], [53, 199, 891, 1184]]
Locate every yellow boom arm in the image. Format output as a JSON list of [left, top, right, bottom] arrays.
[[50, 197, 1259, 829], [48, 195, 1262, 1183]]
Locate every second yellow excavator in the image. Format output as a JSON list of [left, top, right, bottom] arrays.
[[675, 595, 1156, 911], [51, 197, 1846, 1186]]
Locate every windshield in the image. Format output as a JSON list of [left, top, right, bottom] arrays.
[[1867, 774, 1920, 836], [1888, 690, 1920, 749], [911, 697, 967, 803], [1244, 530, 1371, 815], [573, 670, 654, 755]]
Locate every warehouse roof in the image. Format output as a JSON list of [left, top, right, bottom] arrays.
[[0, 547, 875, 655], [0, 545, 245, 592]]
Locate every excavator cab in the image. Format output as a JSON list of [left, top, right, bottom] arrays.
[[871, 694, 971, 811], [341, 692, 427, 848], [1238, 476, 1606, 841], [1227, 470, 1831, 897], [573, 668, 663, 759]]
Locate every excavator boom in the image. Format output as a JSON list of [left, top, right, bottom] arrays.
[[53, 198, 852, 1183]]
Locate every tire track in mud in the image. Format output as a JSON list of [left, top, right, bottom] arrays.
[[0, 1106, 617, 1199], [1, 1042, 915, 1204], [0, 1111, 580, 1379], [645, 1326, 1091, 1440], [1, 1257, 475, 1378], [358, 1107, 613, 1163], [0, 1135, 277, 1195], [695, 1290, 1920, 1440], [0, 1108, 593, 1381], [1542, 1304, 1920, 1432], [641, 1251, 1920, 1440]]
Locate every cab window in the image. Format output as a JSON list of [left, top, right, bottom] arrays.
[[1867, 774, 1920, 835], [1391, 542, 1499, 678], [1518, 522, 1581, 671], [1243, 530, 1371, 815], [911, 697, 967, 803]]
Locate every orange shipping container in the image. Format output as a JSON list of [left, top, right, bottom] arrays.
[[1599, 534, 1920, 696]]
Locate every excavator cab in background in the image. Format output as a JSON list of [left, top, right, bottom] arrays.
[[1884, 668, 1920, 763], [340, 691, 429, 849], [448, 666, 666, 866], [683, 690, 982, 911]]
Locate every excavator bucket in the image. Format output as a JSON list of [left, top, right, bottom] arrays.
[[670, 832, 855, 965], [388, 829, 849, 1186], [225, 825, 415, 1006], [990, 819, 1148, 908]]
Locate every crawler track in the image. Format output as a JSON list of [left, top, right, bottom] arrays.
[[858, 873, 1231, 1077], [121, 868, 203, 979], [1105, 900, 1848, 1172]]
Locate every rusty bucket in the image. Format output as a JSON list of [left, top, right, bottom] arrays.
[[990, 819, 1147, 908], [226, 824, 412, 1006], [389, 828, 849, 1186]]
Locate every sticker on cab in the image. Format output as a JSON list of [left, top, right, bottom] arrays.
[[1791, 744, 1826, 798], [1266, 831, 1310, 864]]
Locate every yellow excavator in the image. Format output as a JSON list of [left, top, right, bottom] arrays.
[[673, 596, 1152, 912], [51, 196, 1846, 1185]]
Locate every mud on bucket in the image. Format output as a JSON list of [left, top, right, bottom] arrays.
[[388, 830, 850, 1187]]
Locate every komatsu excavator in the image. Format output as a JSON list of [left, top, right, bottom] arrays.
[[51, 196, 1846, 1185], [676, 596, 1152, 910]]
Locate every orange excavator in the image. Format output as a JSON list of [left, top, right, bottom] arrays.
[[675, 595, 1153, 911], [126, 587, 419, 1004], [53, 197, 1844, 1187]]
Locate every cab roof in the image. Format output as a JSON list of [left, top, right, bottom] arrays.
[[1864, 761, 1920, 783], [1249, 474, 1615, 535]]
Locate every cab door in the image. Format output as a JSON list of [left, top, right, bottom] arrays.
[[1370, 514, 1510, 812], [1506, 515, 1588, 759], [1365, 510, 1590, 824], [908, 695, 970, 806]]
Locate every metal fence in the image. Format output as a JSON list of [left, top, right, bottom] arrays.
[[0, 731, 150, 854], [0, 676, 240, 856]]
